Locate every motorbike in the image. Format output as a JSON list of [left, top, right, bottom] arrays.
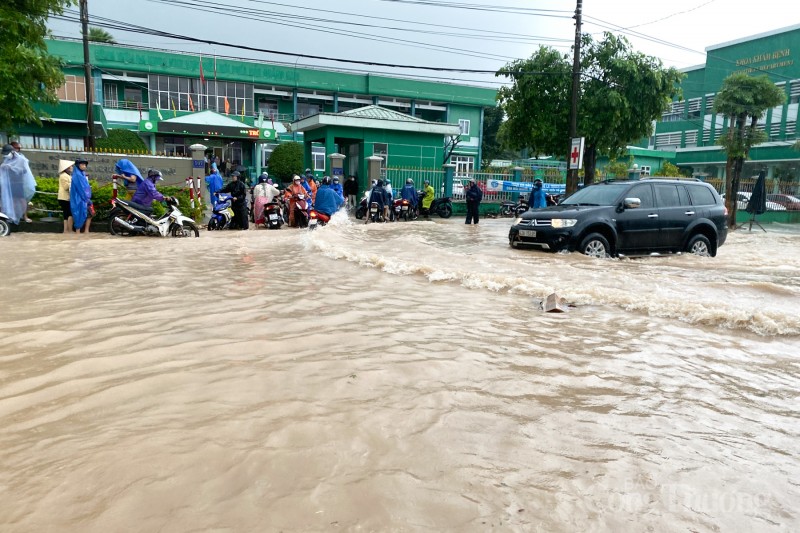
[[416, 190, 453, 219], [365, 201, 383, 223], [514, 199, 529, 216], [499, 201, 517, 217], [355, 197, 368, 220], [308, 208, 331, 229], [109, 197, 199, 237], [288, 193, 310, 228], [0, 211, 11, 237], [208, 193, 234, 230], [392, 198, 415, 221], [262, 199, 284, 229]]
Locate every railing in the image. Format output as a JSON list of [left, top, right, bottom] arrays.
[[105, 100, 145, 110]]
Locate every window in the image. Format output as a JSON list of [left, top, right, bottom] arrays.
[[258, 99, 278, 118], [687, 185, 715, 206], [687, 98, 701, 118], [458, 119, 470, 136], [639, 165, 651, 176], [628, 184, 654, 208], [373, 143, 388, 168], [163, 136, 188, 156], [149, 75, 253, 115], [14, 135, 85, 150], [124, 87, 143, 104], [312, 145, 326, 172], [451, 155, 474, 177], [655, 184, 680, 207], [57, 75, 87, 102], [261, 142, 278, 168], [677, 185, 690, 206], [655, 132, 681, 148], [790, 80, 800, 105], [298, 102, 320, 118], [103, 83, 118, 106], [685, 130, 698, 147]]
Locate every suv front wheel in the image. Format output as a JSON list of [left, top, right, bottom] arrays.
[[579, 233, 611, 258], [686, 234, 712, 256]]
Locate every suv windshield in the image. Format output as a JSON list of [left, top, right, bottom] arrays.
[[560, 183, 628, 206]]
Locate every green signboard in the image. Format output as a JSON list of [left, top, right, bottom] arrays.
[[138, 119, 275, 140]]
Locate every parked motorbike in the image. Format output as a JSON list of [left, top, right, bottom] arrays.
[[0, 211, 11, 237], [416, 190, 453, 218], [208, 193, 234, 230], [366, 201, 383, 223], [308, 208, 331, 229], [355, 197, 367, 220], [262, 199, 284, 229], [499, 201, 517, 217], [288, 193, 310, 228], [392, 198, 415, 221], [514, 199, 529, 216], [109, 197, 199, 237]]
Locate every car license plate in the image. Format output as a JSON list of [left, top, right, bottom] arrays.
[[520, 230, 537, 238], [309, 219, 317, 226], [401, 205, 408, 210], [370, 208, 378, 213], [269, 214, 278, 220]]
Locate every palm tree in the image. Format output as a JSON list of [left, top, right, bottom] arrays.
[[87, 27, 116, 44]]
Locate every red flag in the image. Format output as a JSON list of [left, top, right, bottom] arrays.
[[224, 96, 230, 115], [199, 54, 205, 85]]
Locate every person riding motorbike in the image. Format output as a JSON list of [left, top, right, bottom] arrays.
[[330, 176, 344, 203], [284, 175, 308, 227], [420, 179, 435, 218], [252, 174, 280, 225], [314, 176, 344, 218], [301, 169, 316, 203], [216, 171, 248, 229], [129, 167, 167, 214], [383, 179, 393, 221], [401, 178, 417, 210], [366, 179, 388, 223]]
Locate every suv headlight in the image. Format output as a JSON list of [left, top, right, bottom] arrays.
[[551, 218, 577, 228], [513, 217, 522, 226]]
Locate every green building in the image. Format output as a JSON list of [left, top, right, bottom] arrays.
[[4, 38, 496, 181], [652, 24, 800, 181]]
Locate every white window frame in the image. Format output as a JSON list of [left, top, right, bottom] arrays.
[[373, 143, 388, 169], [58, 75, 87, 103], [312, 145, 326, 172], [458, 119, 471, 136], [451, 154, 474, 177], [103, 83, 118, 106]]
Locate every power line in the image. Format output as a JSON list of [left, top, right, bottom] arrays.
[[371, 0, 572, 16]]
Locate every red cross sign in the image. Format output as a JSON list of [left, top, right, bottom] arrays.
[[569, 137, 585, 170]]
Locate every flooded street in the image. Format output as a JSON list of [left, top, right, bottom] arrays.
[[1, 215, 799, 532]]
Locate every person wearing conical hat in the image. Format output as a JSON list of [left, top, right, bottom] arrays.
[[57, 160, 74, 233]]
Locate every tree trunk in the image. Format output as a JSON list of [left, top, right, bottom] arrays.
[[583, 144, 597, 186], [729, 156, 744, 229], [724, 158, 735, 227]]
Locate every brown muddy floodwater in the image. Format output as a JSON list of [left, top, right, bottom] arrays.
[[0, 214, 798, 532]]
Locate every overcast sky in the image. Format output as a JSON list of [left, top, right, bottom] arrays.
[[48, 0, 798, 88]]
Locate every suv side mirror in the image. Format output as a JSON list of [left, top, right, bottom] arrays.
[[623, 197, 641, 209]]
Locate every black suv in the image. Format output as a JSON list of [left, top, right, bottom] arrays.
[[509, 178, 728, 257]]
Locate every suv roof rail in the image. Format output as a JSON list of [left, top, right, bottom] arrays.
[[641, 176, 702, 182]]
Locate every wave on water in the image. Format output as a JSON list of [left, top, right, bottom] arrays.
[[304, 217, 800, 337]]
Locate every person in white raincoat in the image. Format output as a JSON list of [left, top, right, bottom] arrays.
[[0, 144, 37, 224]]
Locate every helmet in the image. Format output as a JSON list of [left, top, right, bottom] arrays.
[[1, 144, 14, 156], [305, 168, 312, 174], [322, 176, 332, 185], [534, 178, 543, 184], [376, 180, 384, 187], [406, 178, 413, 184], [75, 157, 89, 165], [293, 175, 301, 182], [258, 175, 269, 184], [424, 179, 430, 185], [148, 169, 163, 181], [332, 176, 339, 183], [231, 171, 241, 177], [260, 171, 268, 178], [371, 179, 377, 186]]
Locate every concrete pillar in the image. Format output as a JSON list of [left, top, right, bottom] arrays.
[[443, 163, 456, 197], [329, 153, 346, 181], [366, 155, 383, 183], [628, 164, 642, 180], [410, 100, 416, 117], [512, 166, 524, 201], [190, 143, 207, 205]]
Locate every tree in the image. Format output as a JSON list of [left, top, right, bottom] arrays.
[[95, 129, 148, 152], [659, 161, 686, 177], [480, 105, 522, 166], [442, 135, 462, 165], [714, 73, 785, 228], [88, 27, 116, 44], [497, 33, 683, 191], [0, 0, 74, 132], [267, 142, 303, 181]]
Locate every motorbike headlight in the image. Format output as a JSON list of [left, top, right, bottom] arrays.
[[513, 217, 522, 226], [550, 218, 577, 228]]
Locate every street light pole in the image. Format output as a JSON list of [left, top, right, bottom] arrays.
[[80, 0, 95, 150], [566, 0, 583, 195]]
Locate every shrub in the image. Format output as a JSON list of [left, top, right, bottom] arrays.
[[267, 142, 304, 181]]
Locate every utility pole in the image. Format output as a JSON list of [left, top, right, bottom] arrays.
[[80, 0, 95, 150], [566, 0, 582, 195]]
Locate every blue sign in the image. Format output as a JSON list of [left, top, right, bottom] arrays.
[[332, 167, 344, 175], [192, 160, 205, 168]]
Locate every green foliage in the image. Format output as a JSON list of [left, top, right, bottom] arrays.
[[0, 0, 74, 132], [480, 105, 522, 165], [88, 27, 116, 43], [603, 159, 630, 178], [31, 178, 202, 222], [95, 129, 148, 153], [267, 142, 304, 181], [659, 162, 684, 177], [496, 33, 683, 185]]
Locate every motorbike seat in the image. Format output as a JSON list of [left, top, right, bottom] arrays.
[[118, 199, 153, 214]]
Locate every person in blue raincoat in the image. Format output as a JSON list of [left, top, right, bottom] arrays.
[[206, 167, 223, 205], [0, 144, 37, 224], [330, 176, 344, 202], [528, 178, 546, 209], [313, 176, 344, 217], [400, 178, 417, 209], [70, 157, 93, 234]]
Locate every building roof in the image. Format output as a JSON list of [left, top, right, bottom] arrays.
[[706, 23, 800, 51], [160, 110, 250, 128], [292, 105, 461, 136]]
